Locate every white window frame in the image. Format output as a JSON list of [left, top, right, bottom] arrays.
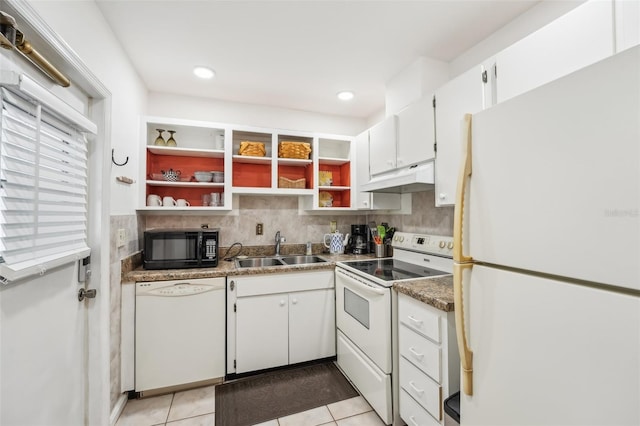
[[0, 72, 97, 284]]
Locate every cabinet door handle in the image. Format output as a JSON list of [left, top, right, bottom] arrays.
[[279, 300, 286, 307], [409, 347, 424, 360], [409, 381, 425, 395], [291, 298, 298, 305], [407, 315, 423, 325]]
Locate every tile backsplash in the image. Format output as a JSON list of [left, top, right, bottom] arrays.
[[143, 191, 454, 248]]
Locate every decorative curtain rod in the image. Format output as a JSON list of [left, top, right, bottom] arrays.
[[0, 11, 70, 87]]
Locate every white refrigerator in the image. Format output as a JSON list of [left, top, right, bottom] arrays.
[[453, 46, 640, 425]]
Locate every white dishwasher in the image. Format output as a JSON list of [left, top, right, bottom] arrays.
[[135, 277, 225, 394]]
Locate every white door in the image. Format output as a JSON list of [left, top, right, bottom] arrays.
[[1, 264, 89, 425], [461, 265, 640, 425], [236, 293, 289, 373], [434, 65, 485, 206], [396, 96, 435, 168], [289, 289, 336, 364], [0, 8, 106, 425], [335, 269, 391, 373], [369, 115, 397, 176]]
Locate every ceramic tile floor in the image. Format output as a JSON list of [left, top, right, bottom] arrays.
[[115, 385, 387, 426]]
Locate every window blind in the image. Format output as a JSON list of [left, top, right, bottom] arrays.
[[0, 76, 95, 283]]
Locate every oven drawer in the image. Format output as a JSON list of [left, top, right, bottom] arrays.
[[400, 389, 441, 426], [399, 323, 442, 383], [337, 330, 392, 425], [399, 357, 442, 421], [399, 294, 441, 343]]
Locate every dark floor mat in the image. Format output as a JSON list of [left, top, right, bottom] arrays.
[[215, 362, 358, 426]]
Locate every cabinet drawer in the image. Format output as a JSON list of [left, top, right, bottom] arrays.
[[399, 294, 441, 343], [400, 389, 441, 426], [400, 357, 442, 421], [399, 324, 441, 383]]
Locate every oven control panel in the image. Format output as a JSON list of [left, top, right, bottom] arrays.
[[391, 232, 454, 256]]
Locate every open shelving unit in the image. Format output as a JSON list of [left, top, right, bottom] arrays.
[[139, 117, 354, 212]]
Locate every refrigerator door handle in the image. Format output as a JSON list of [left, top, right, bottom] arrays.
[[453, 113, 474, 395], [454, 262, 474, 396], [453, 113, 474, 264]]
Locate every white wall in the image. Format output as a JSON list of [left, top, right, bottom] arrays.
[[147, 92, 367, 136], [29, 0, 148, 217]]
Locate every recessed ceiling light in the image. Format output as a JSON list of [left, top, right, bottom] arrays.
[[337, 91, 354, 101], [193, 66, 215, 79]]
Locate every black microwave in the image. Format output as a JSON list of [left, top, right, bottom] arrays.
[[143, 228, 219, 270]]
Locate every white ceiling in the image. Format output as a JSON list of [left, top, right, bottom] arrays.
[[95, 0, 540, 119]]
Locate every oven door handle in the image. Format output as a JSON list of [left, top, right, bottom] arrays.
[[337, 269, 387, 296]]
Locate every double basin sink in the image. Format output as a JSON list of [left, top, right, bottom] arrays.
[[235, 255, 327, 269]]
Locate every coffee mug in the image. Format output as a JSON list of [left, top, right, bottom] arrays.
[[147, 194, 162, 206], [176, 198, 190, 207], [162, 196, 176, 207]]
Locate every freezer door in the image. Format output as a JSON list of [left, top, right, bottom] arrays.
[[461, 265, 640, 425], [468, 47, 639, 291]]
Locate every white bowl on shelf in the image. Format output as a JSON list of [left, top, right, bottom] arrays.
[[211, 171, 224, 183], [194, 171, 213, 182]]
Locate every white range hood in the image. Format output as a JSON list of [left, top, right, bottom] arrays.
[[360, 161, 435, 193]]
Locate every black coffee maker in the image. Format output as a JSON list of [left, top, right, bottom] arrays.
[[347, 224, 370, 254]]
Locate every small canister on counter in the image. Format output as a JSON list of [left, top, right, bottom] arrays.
[[374, 243, 385, 258]]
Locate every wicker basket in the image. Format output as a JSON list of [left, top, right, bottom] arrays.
[[278, 141, 311, 159], [319, 191, 333, 207], [239, 141, 266, 157], [278, 176, 306, 189]]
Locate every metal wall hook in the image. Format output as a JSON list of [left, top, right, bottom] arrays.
[[112, 149, 129, 166]]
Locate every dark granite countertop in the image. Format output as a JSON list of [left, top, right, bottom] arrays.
[[393, 275, 455, 312], [123, 252, 376, 283]]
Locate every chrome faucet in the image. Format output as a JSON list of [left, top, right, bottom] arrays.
[[275, 230, 281, 256]]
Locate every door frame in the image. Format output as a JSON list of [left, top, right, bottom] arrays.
[[5, 1, 112, 424]]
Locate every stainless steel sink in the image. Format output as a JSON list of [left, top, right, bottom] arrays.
[[234, 255, 327, 268], [235, 257, 285, 268], [280, 255, 327, 265]]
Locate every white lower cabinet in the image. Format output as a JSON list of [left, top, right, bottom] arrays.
[[231, 270, 335, 374], [398, 293, 459, 425], [236, 293, 289, 373], [289, 288, 336, 364]]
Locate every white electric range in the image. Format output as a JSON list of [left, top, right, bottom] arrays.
[[335, 232, 453, 425]]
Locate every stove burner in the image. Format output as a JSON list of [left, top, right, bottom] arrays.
[[342, 258, 448, 282]]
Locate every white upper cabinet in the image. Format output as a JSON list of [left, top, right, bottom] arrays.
[[369, 115, 397, 176], [615, 0, 640, 52], [495, 0, 615, 104], [396, 96, 436, 168], [434, 66, 486, 207], [353, 130, 402, 210], [354, 130, 373, 209]]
